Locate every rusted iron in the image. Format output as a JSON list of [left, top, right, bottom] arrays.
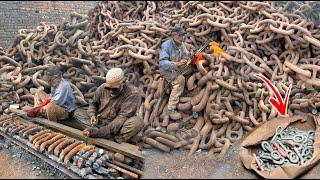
[[1, 1, 320, 158], [0, 115, 143, 179]]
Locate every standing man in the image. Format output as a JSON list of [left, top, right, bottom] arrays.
[[30, 66, 78, 122], [84, 68, 143, 144], [159, 26, 190, 120]]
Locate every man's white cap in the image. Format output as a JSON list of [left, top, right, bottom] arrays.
[[105, 68, 124, 87]]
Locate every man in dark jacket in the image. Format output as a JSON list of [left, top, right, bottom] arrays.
[[83, 68, 143, 144]]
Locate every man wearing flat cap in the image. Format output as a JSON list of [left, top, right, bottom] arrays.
[[84, 68, 143, 144], [31, 65, 77, 122], [159, 26, 190, 120]]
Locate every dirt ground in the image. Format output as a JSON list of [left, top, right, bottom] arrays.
[[0, 138, 67, 179], [142, 141, 320, 179], [1, 136, 320, 179]]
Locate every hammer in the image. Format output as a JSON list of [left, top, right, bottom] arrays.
[[85, 114, 100, 145]]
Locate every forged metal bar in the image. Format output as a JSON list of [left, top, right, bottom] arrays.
[[0, 131, 81, 179], [8, 108, 144, 161]]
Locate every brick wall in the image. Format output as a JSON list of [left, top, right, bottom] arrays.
[[0, 1, 100, 49]]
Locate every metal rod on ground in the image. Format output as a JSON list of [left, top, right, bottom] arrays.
[[7, 107, 144, 161], [113, 160, 143, 176], [105, 161, 139, 179], [0, 131, 81, 179], [0, 115, 144, 179]]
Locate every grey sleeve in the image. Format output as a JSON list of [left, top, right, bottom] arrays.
[[159, 42, 170, 62], [159, 42, 177, 70], [51, 83, 69, 106]]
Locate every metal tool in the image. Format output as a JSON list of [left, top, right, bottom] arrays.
[[178, 39, 211, 74], [85, 115, 100, 145], [85, 130, 90, 146]]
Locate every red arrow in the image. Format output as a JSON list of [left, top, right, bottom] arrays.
[[254, 73, 292, 116]]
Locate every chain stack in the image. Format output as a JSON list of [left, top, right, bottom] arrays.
[[0, 1, 320, 156]]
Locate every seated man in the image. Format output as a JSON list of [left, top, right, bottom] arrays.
[[31, 66, 78, 122], [83, 68, 144, 144]]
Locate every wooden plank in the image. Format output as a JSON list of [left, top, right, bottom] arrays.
[[8, 107, 144, 161]]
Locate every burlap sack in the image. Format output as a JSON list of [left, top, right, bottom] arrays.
[[240, 114, 320, 179]]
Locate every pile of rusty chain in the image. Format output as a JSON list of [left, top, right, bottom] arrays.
[[0, 115, 140, 178], [274, 1, 320, 26], [254, 126, 315, 171], [1, 1, 320, 157], [136, 1, 320, 156]]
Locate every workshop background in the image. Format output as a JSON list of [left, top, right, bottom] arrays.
[[0, 1, 100, 48]]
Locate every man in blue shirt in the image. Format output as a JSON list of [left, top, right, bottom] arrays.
[[159, 26, 190, 120], [33, 66, 78, 122]]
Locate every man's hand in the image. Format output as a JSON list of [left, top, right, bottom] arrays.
[[26, 107, 42, 118], [39, 108, 45, 115], [83, 127, 99, 138], [90, 116, 98, 126], [83, 128, 90, 137], [178, 59, 188, 66]]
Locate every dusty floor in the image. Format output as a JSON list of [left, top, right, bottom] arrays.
[[142, 141, 258, 179], [0, 138, 67, 179], [142, 141, 320, 179], [1, 136, 320, 179]]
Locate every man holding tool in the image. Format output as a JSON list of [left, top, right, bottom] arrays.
[[159, 26, 210, 121], [83, 68, 143, 144]]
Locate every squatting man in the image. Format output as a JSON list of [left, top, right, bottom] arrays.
[[83, 68, 144, 144]]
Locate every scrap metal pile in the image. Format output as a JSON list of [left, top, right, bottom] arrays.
[[254, 126, 315, 171], [0, 115, 141, 179], [274, 1, 320, 26], [1, 1, 320, 157]]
